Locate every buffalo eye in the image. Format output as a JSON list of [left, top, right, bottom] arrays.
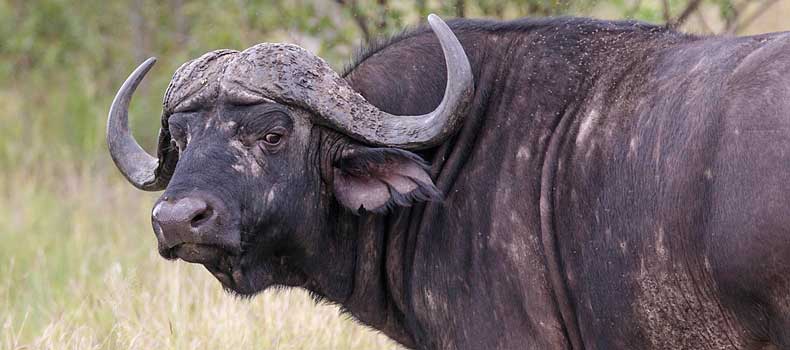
[[262, 133, 281, 145]]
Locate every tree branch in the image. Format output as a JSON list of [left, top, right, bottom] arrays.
[[415, 0, 428, 17], [335, 0, 371, 42], [733, 0, 755, 18], [377, 0, 388, 31], [624, 0, 644, 18], [455, 0, 466, 18], [722, 0, 741, 33], [694, 7, 714, 33], [661, 0, 671, 22], [731, 0, 780, 34], [668, 0, 703, 29]]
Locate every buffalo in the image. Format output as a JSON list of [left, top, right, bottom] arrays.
[[107, 14, 790, 350]]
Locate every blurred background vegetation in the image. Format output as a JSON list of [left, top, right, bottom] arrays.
[[1, 0, 789, 349]]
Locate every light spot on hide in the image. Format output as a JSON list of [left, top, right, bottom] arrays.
[[576, 108, 599, 146], [204, 118, 214, 131], [516, 146, 531, 161], [655, 226, 667, 260], [633, 226, 747, 349], [509, 211, 521, 224], [229, 139, 245, 152], [229, 140, 262, 177], [690, 56, 709, 73], [634, 269, 744, 349], [424, 289, 435, 309], [422, 289, 448, 316], [221, 121, 237, 131], [628, 137, 639, 158], [266, 189, 276, 204], [704, 168, 713, 180]]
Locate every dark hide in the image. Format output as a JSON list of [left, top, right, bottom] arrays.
[[340, 18, 790, 350], [148, 17, 790, 350]]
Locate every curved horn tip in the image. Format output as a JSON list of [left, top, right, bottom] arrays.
[[306, 12, 473, 150], [427, 14, 450, 32], [139, 57, 158, 74], [107, 56, 164, 191], [125, 57, 158, 82]]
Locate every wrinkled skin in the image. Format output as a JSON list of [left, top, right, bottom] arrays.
[[154, 48, 441, 346], [162, 102, 324, 293], [141, 18, 790, 350]]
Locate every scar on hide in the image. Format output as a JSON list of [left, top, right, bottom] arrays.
[[628, 137, 639, 158], [655, 226, 667, 260], [633, 226, 746, 349], [516, 146, 531, 160], [186, 124, 192, 144], [576, 108, 599, 146], [221, 121, 237, 131], [266, 189, 276, 204], [229, 140, 262, 176]]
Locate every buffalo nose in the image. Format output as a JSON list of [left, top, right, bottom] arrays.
[[152, 196, 216, 248]]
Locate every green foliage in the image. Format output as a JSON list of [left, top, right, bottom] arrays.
[[1, 0, 774, 168]]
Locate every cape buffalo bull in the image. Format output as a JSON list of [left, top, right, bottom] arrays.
[[107, 14, 790, 350]]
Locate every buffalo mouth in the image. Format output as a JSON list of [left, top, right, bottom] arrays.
[[161, 242, 309, 296], [161, 243, 255, 294], [168, 243, 226, 264], [204, 255, 256, 294]]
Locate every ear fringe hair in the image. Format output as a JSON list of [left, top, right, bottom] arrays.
[[336, 146, 440, 215], [367, 178, 443, 215], [337, 147, 431, 176]]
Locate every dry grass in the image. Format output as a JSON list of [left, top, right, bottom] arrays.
[[0, 57, 401, 349], [5, 4, 789, 349], [0, 150, 401, 350]]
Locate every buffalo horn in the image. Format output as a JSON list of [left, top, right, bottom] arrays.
[[106, 57, 167, 191], [322, 14, 474, 149]]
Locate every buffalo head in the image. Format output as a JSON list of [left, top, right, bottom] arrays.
[[106, 14, 472, 295]]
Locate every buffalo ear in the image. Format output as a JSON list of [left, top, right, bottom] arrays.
[[332, 146, 442, 214]]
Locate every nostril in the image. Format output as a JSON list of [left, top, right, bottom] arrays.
[[190, 206, 214, 228]]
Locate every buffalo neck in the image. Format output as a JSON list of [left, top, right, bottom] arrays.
[[325, 17, 694, 349]]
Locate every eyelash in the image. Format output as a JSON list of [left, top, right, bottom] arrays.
[[250, 124, 287, 148], [168, 121, 287, 152], [261, 133, 282, 145]]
